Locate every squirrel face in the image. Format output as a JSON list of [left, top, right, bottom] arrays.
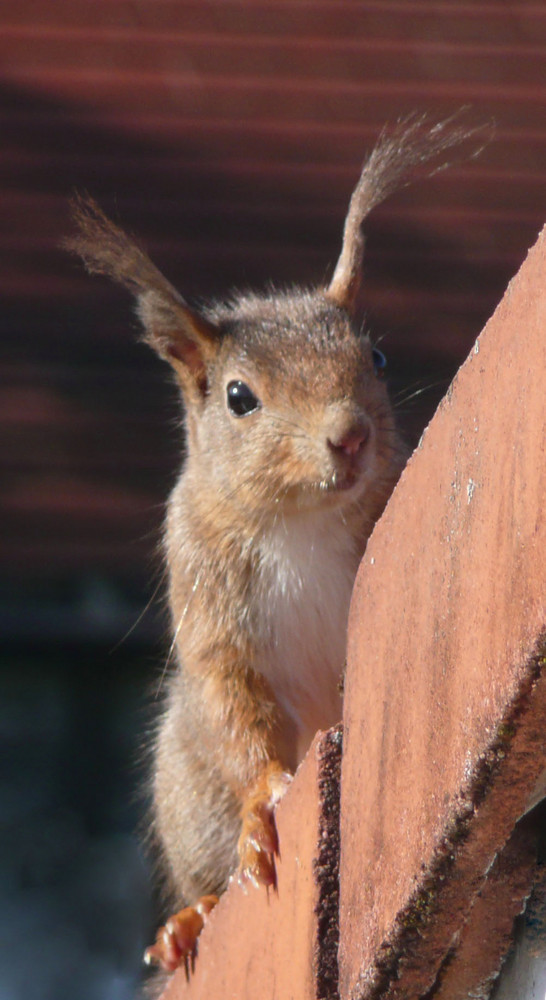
[[186, 289, 398, 522]]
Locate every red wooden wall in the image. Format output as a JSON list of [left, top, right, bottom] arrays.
[[1, 0, 545, 623]]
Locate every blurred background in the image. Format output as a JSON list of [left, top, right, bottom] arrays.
[[1, 2, 545, 998]]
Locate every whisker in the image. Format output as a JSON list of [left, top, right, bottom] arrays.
[[155, 568, 203, 698], [393, 379, 449, 408], [109, 576, 165, 654]]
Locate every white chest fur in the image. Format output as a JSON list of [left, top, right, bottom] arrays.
[[253, 511, 360, 755]]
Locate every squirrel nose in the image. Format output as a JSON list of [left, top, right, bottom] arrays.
[[327, 420, 370, 458]]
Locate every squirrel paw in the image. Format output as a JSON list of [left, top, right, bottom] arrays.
[[143, 894, 218, 974], [237, 769, 292, 889]]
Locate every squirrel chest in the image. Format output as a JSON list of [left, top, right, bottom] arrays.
[[252, 512, 358, 761]]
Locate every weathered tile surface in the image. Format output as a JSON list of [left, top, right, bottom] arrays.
[[340, 226, 546, 1000]]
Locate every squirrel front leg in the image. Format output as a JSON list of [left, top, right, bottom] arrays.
[[199, 652, 293, 886], [147, 646, 292, 972], [237, 760, 293, 887], [146, 765, 291, 974]]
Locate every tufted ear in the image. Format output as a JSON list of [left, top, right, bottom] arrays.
[[326, 112, 492, 313], [66, 195, 222, 399]]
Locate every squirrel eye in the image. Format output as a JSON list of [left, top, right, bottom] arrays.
[[226, 380, 261, 417], [372, 348, 387, 376]]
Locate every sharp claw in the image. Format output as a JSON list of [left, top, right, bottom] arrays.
[[248, 832, 273, 853], [195, 894, 219, 918], [239, 850, 276, 890], [166, 911, 203, 953], [248, 819, 278, 854], [236, 767, 292, 893], [144, 896, 218, 974], [256, 863, 276, 888], [143, 935, 180, 973]]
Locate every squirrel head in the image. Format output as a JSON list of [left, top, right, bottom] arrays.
[[66, 114, 488, 524]]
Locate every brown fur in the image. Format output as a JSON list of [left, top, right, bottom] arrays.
[[67, 114, 486, 986]]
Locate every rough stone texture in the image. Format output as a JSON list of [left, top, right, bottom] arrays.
[[339, 225, 546, 1000], [431, 816, 538, 999], [159, 726, 342, 1000], [491, 855, 546, 1000]]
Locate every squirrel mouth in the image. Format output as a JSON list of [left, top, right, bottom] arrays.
[[295, 454, 372, 503], [329, 473, 359, 492], [321, 467, 363, 494]]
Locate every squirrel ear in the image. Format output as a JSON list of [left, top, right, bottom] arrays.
[[136, 290, 220, 395], [326, 112, 492, 312], [66, 195, 221, 395]]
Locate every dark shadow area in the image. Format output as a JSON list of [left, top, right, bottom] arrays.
[[0, 642, 157, 1000]]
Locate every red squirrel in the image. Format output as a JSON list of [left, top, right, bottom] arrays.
[[68, 114, 483, 986]]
